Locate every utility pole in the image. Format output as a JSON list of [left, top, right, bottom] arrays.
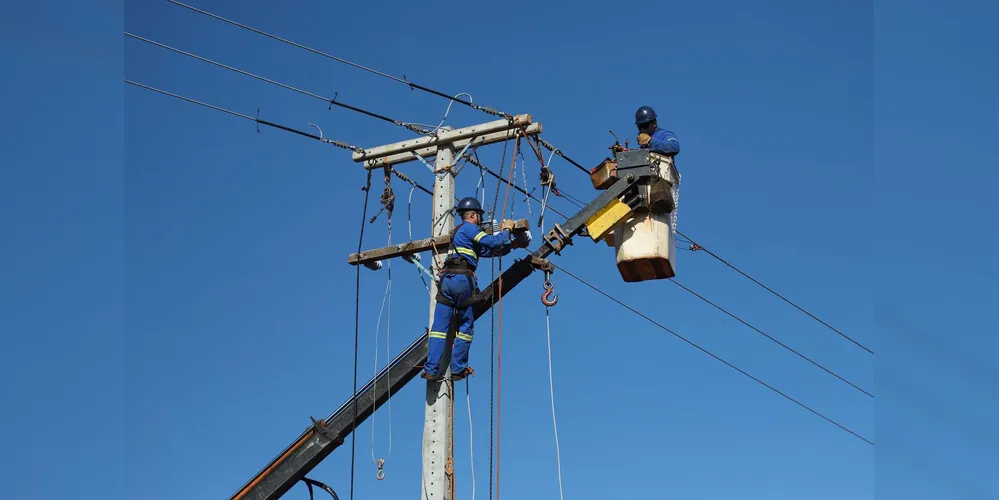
[[350, 115, 542, 500], [423, 137, 455, 500]]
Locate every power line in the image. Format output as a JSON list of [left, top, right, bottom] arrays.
[[534, 136, 590, 175], [669, 279, 873, 398], [550, 261, 874, 446], [167, 0, 858, 361], [124, 79, 363, 152], [125, 32, 433, 135], [677, 230, 874, 355], [466, 154, 572, 220], [123, 80, 538, 224], [168, 0, 511, 120]]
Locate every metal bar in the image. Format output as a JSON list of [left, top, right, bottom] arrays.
[[230, 332, 429, 500], [347, 219, 530, 266], [363, 123, 542, 169], [353, 115, 533, 163]]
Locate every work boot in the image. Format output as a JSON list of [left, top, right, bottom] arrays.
[[451, 366, 475, 382], [421, 370, 442, 382]]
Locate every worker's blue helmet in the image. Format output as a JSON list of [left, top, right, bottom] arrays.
[[456, 196, 484, 215], [635, 105, 657, 125]]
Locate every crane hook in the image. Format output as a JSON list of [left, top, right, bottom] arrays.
[[376, 458, 386, 480], [541, 277, 558, 307]]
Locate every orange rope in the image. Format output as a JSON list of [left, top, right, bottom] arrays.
[[495, 131, 521, 500], [449, 380, 456, 499]]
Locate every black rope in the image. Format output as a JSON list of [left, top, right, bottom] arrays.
[[351, 171, 373, 500]]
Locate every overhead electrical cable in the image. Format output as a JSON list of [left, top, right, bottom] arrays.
[[466, 155, 571, 220], [125, 32, 433, 135], [677, 230, 874, 355], [124, 79, 363, 152], [669, 279, 873, 398], [167, 0, 512, 120], [550, 261, 874, 446]]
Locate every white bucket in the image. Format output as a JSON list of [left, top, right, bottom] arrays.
[[614, 209, 677, 282]]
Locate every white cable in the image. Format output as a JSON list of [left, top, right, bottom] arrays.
[[544, 306, 565, 500], [372, 221, 393, 465], [410, 92, 475, 134], [466, 380, 475, 500]]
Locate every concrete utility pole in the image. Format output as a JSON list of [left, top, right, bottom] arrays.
[[351, 115, 542, 500], [423, 137, 455, 500]]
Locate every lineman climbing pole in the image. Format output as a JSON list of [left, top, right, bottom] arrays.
[[351, 114, 542, 500]]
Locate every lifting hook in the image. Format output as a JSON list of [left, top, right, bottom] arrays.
[[376, 458, 386, 480], [541, 273, 558, 307]]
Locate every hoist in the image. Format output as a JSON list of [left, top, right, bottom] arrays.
[[228, 147, 680, 500]]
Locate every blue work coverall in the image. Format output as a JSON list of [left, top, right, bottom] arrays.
[[424, 221, 514, 377], [644, 128, 681, 156]]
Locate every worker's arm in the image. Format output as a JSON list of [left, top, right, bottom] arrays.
[[474, 226, 514, 258], [649, 128, 680, 156]]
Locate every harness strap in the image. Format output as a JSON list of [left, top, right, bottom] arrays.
[[435, 220, 486, 308]]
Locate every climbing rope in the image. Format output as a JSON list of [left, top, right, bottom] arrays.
[[543, 299, 565, 500], [495, 132, 521, 500], [487, 136, 510, 500], [371, 213, 393, 481], [448, 381, 456, 499], [350, 170, 374, 500], [466, 379, 476, 500]]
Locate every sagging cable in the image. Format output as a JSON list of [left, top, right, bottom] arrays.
[[124, 79, 364, 153], [534, 136, 590, 175], [168, 0, 514, 120], [125, 32, 434, 136]]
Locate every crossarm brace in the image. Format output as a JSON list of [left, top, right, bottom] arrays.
[[348, 219, 531, 267]]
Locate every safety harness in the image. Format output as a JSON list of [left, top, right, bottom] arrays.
[[435, 221, 486, 309]]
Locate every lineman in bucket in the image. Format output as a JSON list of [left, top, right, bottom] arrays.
[[634, 105, 680, 157], [422, 197, 519, 382]]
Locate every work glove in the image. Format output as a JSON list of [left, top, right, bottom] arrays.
[[512, 229, 532, 249], [500, 219, 516, 232], [637, 132, 652, 147]]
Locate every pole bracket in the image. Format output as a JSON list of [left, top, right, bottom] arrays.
[[310, 417, 343, 446], [543, 223, 573, 255]]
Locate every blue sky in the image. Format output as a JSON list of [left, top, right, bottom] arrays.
[[1, 0, 997, 498]]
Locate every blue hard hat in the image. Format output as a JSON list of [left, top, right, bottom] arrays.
[[635, 105, 657, 125], [456, 196, 484, 214]]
